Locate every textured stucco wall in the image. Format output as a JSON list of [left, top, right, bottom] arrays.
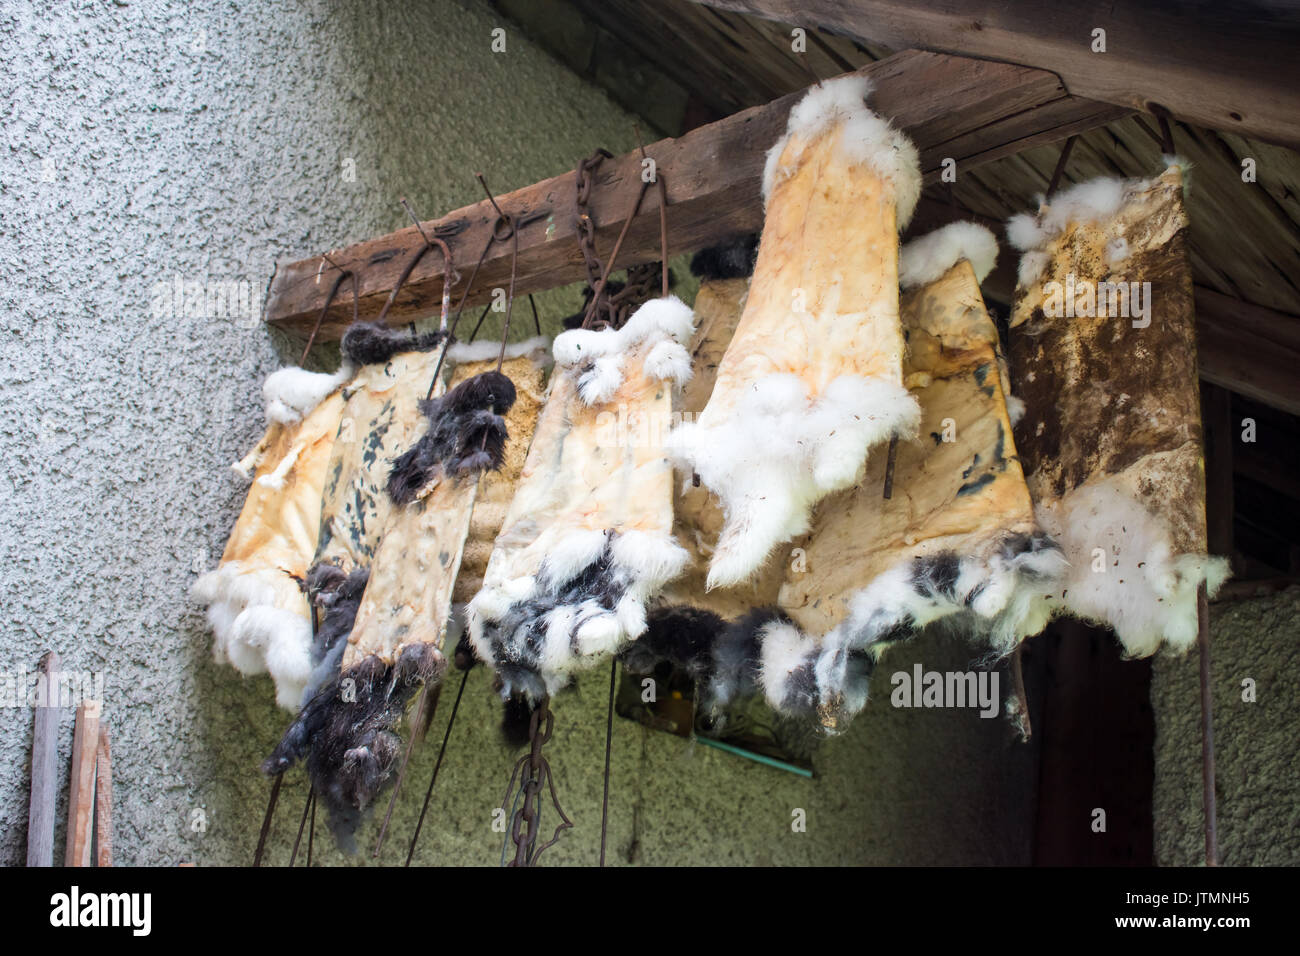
[[1, 0, 1037, 867], [1153, 588, 1300, 866]]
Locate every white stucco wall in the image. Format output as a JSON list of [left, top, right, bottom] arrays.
[[0, 0, 648, 866]]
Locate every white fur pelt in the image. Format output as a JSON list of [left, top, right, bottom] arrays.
[[672, 374, 920, 590], [552, 296, 695, 404], [762, 74, 921, 229], [900, 221, 999, 290], [469, 528, 690, 701], [466, 297, 694, 700], [1035, 477, 1230, 657], [261, 362, 355, 427], [191, 561, 312, 709], [1006, 156, 1191, 286], [674, 77, 920, 591]]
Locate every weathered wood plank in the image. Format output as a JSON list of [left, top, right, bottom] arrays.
[[686, 0, 1300, 149], [64, 699, 100, 868], [26, 650, 60, 868], [266, 50, 1117, 339], [94, 725, 112, 867]]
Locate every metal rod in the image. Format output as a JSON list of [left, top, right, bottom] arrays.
[[289, 787, 314, 867], [405, 670, 470, 866], [252, 773, 283, 867], [1045, 135, 1078, 200], [582, 178, 651, 329], [600, 658, 617, 866], [882, 435, 899, 498], [299, 269, 355, 366], [373, 683, 441, 859], [1197, 581, 1219, 866]]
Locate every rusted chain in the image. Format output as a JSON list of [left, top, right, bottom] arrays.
[[499, 697, 572, 866]]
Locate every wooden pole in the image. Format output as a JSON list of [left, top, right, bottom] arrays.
[[26, 650, 61, 867], [94, 725, 113, 867], [1197, 582, 1220, 866], [64, 699, 101, 867]]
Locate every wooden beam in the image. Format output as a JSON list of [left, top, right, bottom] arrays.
[[265, 50, 1125, 339], [1194, 290, 1300, 417], [686, 0, 1300, 149]]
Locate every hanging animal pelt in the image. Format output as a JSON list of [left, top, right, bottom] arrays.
[[628, 269, 786, 727], [468, 297, 695, 703], [264, 327, 534, 848], [445, 337, 552, 605], [1006, 162, 1229, 656], [257, 323, 445, 726], [672, 74, 923, 589], [191, 363, 351, 709], [770, 223, 1065, 731]]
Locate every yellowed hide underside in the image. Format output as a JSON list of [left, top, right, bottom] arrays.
[[666, 278, 786, 615], [483, 342, 675, 588], [699, 123, 902, 423], [780, 260, 1035, 635], [452, 354, 548, 605], [313, 349, 445, 572], [218, 389, 347, 614]]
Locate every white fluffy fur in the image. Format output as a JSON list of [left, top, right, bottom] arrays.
[[445, 334, 552, 366], [552, 296, 695, 405], [261, 362, 354, 425], [467, 530, 690, 698], [672, 373, 920, 589], [1005, 159, 1191, 286], [899, 221, 999, 289], [190, 562, 314, 710], [1037, 478, 1231, 657], [762, 74, 921, 229]]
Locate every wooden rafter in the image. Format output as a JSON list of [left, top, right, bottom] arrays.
[[684, 0, 1300, 150], [263, 50, 1126, 339]]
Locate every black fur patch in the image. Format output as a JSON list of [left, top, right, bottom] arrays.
[[706, 607, 789, 713], [500, 692, 535, 748], [912, 553, 961, 600], [623, 606, 725, 681], [263, 642, 445, 852], [387, 371, 517, 505], [341, 321, 448, 367], [479, 535, 635, 703], [690, 234, 759, 280]]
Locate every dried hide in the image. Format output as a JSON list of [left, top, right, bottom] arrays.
[[446, 338, 552, 604], [468, 298, 695, 702], [261, 325, 451, 841], [626, 278, 786, 719], [769, 225, 1066, 732], [192, 366, 349, 709], [1007, 163, 1229, 656], [672, 74, 922, 590]]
